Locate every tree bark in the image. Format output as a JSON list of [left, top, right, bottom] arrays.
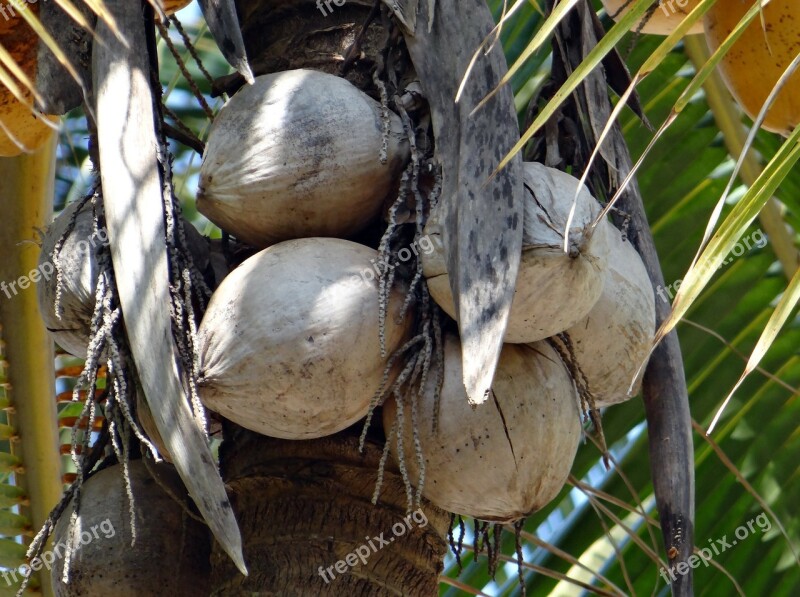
[[210, 427, 449, 595]]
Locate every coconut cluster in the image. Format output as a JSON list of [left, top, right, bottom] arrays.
[[39, 62, 656, 526], [191, 69, 414, 442], [192, 67, 656, 521], [399, 162, 655, 520], [190, 70, 653, 523], [421, 164, 654, 405], [36, 68, 413, 455]]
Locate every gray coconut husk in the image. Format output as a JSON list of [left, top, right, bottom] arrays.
[[37, 199, 212, 358]]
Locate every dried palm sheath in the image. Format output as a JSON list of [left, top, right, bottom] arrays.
[[92, 0, 246, 575], [388, 0, 525, 405], [197, 0, 253, 83]]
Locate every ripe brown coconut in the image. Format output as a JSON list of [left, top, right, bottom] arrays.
[[562, 225, 656, 407], [50, 461, 210, 596], [197, 69, 409, 247], [197, 237, 412, 440], [0, 1, 58, 156], [383, 334, 581, 522], [422, 162, 611, 343], [705, 0, 800, 135], [601, 0, 703, 36]]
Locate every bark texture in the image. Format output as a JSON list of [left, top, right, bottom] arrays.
[[211, 427, 449, 595], [224, 1, 388, 98]]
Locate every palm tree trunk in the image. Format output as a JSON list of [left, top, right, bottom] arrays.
[[210, 426, 449, 595]]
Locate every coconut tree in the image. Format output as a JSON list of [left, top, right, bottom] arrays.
[[0, 0, 798, 595]]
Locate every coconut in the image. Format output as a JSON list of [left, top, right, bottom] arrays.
[[51, 461, 210, 596], [383, 334, 581, 522], [601, 0, 703, 36], [422, 162, 610, 343], [163, 0, 192, 14], [704, 0, 800, 135], [37, 200, 211, 358], [564, 226, 655, 407], [197, 238, 412, 440], [36, 200, 107, 358], [0, 101, 58, 157], [197, 69, 409, 248]]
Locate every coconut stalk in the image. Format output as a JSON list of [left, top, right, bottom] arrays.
[[580, 11, 696, 597], [91, 0, 244, 574], [0, 136, 62, 596], [540, 2, 695, 594]]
